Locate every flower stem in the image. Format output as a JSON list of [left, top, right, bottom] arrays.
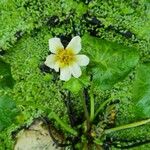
[[94, 97, 113, 120], [90, 92, 94, 122], [83, 142, 88, 150], [81, 90, 90, 131], [49, 112, 78, 136], [105, 118, 150, 134]]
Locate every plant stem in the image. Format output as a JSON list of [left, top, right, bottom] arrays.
[[94, 97, 113, 120], [49, 112, 78, 136], [105, 118, 150, 134], [81, 90, 90, 131], [90, 92, 94, 122], [83, 142, 88, 150], [66, 91, 74, 127]]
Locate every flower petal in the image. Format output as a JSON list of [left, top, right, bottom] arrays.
[[76, 55, 90, 66], [44, 54, 56, 69], [53, 62, 59, 72], [60, 67, 71, 81], [70, 63, 81, 78], [66, 36, 81, 54], [49, 38, 64, 53]]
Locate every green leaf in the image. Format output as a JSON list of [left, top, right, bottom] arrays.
[[0, 58, 14, 89], [132, 63, 150, 118], [82, 34, 139, 90], [0, 96, 19, 131], [78, 75, 90, 87], [63, 75, 90, 94], [63, 78, 83, 94]]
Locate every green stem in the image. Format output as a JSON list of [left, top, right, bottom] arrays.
[[105, 118, 150, 134], [83, 142, 88, 150], [81, 90, 90, 131], [90, 92, 94, 122], [49, 112, 78, 136], [94, 97, 113, 120]]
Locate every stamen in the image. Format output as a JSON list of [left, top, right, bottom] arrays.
[[55, 49, 76, 68]]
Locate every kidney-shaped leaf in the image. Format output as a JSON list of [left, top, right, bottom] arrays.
[[132, 63, 150, 118], [82, 34, 139, 90], [0, 96, 19, 131]]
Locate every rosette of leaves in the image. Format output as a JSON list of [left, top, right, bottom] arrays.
[[57, 35, 150, 150]]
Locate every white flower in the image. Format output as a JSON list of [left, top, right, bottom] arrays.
[[44, 36, 89, 81]]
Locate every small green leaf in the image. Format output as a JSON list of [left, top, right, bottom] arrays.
[[78, 75, 90, 87], [0, 96, 19, 131], [63, 78, 83, 94], [0, 58, 14, 89], [82, 34, 139, 90], [132, 63, 150, 118], [63, 75, 90, 94]]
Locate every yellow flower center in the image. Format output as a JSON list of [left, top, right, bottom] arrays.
[[55, 49, 76, 68]]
